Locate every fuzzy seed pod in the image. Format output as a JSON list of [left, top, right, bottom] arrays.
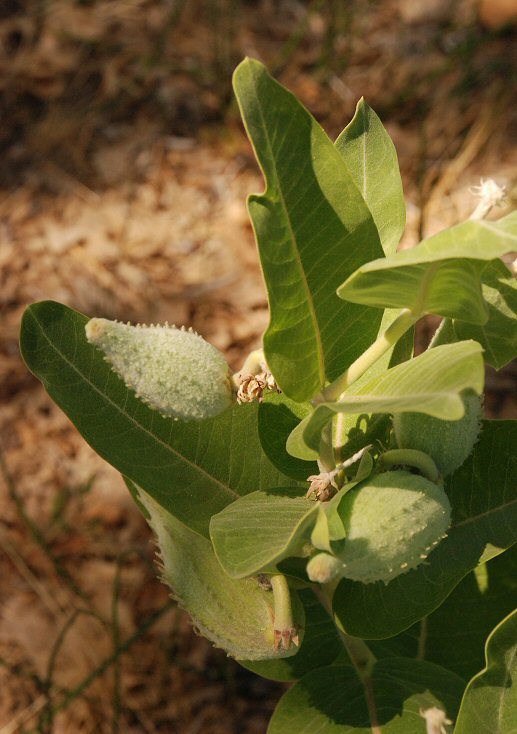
[[85, 318, 233, 421], [393, 393, 482, 477], [336, 471, 451, 585], [306, 552, 342, 584]]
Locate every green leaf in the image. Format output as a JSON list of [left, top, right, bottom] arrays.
[[268, 658, 464, 733], [455, 609, 517, 734], [454, 259, 517, 369], [20, 301, 295, 538], [287, 341, 484, 460], [258, 392, 318, 481], [136, 485, 304, 661], [333, 420, 517, 639], [337, 212, 517, 323], [234, 58, 384, 402], [368, 544, 517, 681], [335, 98, 405, 256], [210, 487, 317, 578], [240, 588, 342, 681]]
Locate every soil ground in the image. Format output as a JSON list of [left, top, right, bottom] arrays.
[[0, 1, 516, 732]]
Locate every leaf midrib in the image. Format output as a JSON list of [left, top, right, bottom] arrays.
[[28, 307, 238, 501], [248, 63, 325, 388]]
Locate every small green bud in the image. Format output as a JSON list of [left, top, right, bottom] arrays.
[[393, 392, 482, 476], [336, 471, 451, 584], [85, 318, 233, 421], [306, 552, 342, 584]]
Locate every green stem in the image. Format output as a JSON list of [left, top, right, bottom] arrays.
[[318, 309, 417, 403], [318, 422, 336, 473], [270, 574, 297, 649], [380, 449, 441, 483], [315, 586, 376, 678]]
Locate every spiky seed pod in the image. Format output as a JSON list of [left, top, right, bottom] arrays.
[[393, 393, 483, 477], [85, 318, 233, 421], [336, 470, 451, 585]]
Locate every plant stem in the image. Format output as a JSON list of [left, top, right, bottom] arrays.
[[380, 449, 441, 483], [270, 574, 298, 648], [317, 309, 417, 403]]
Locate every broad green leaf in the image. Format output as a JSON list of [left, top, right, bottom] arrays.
[[287, 341, 484, 460], [368, 544, 517, 681], [234, 58, 384, 401], [335, 98, 405, 256], [268, 659, 464, 733], [337, 212, 517, 323], [210, 487, 317, 578], [455, 609, 517, 734], [333, 420, 517, 638], [241, 589, 342, 681], [20, 301, 296, 538], [136, 485, 303, 661], [454, 259, 517, 369], [258, 392, 318, 481], [333, 307, 414, 463]]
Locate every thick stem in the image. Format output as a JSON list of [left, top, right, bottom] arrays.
[[315, 586, 376, 678], [318, 422, 336, 473], [270, 574, 298, 649], [380, 448, 441, 483], [318, 309, 417, 403]]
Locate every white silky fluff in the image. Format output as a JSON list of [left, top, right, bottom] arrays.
[[85, 318, 233, 421]]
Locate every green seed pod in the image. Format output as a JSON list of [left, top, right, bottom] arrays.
[[336, 470, 451, 585], [306, 552, 343, 584], [138, 488, 303, 660], [393, 393, 482, 477], [85, 318, 233, 421]]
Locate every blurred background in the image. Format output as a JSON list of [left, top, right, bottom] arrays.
[[1, 1, 516, 732]]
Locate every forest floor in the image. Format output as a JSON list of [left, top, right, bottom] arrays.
[[0, 1, 516, 732]]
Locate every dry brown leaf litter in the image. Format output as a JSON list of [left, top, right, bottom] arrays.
[[0, 1, 516, 731]]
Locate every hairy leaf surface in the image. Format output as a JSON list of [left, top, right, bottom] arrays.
[[20, 301, 295, 538], [234, 58, 383, 401], [210, 487, 317, 578], [268, 659, 464, 733], [455, 609, 517, 734], [333, 420, 517, 638], [335, 98, 405, 256], [287, 341, 484, 460], [338, 212, 517, 322], [454, 259, 517, 369]]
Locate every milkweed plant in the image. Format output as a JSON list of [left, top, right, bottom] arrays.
[[21, 59, 517, 733]]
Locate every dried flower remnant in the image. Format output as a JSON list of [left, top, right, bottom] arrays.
[[236, 370, 280, 404], [469, 178, 507, 220], [306, 472, 334, 501], [420, 706, 453, 734]]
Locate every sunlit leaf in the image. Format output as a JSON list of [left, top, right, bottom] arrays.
[[210, 487, 317, 578], [287, 341, 484, 460], [234, 58, 384, 401], [336, 98, 405, 256], [268, 659, 464, 733], [333, 420, 517, 639], [337, 212, 517, 323], [20, 301, 297, 538], [455, 609, 517, 733]]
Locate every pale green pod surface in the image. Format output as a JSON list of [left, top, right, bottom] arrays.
[[85, 318, 233, 421], [306, 552, 342, 584], [138, 490, 303, 660], [393, 393, 483, 477], [336, 471, 451, 585]]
